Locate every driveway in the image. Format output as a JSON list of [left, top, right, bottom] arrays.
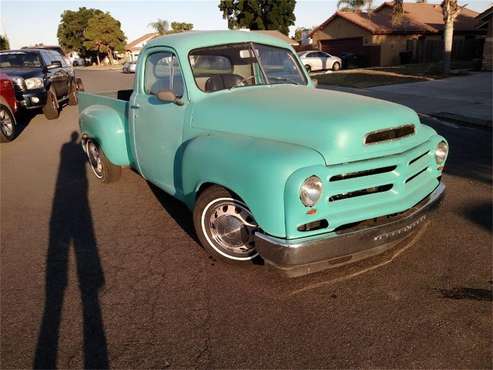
[[320, 72, 493, 126], [1, 70, 492, 369]]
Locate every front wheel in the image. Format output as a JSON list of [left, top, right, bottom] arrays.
[[332, 61, 341, 71], [0, 104, 17, 142], [304, 64, 312, 73], [85, 139, 121, 183], [193, 186, 259, 263], [42, 87, 59, 120]]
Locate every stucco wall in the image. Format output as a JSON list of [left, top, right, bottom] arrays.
[[373, 34, 418, 66], [483, 19, 493, 70], [312, 17, 372, 47]]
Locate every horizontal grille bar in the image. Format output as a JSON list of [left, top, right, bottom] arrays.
[[409, 150, 429, 165], [406, 167, 428, 183], [365, 125, 415, 144], [329, 184, 393, 202], [330, 165, 397, 182]]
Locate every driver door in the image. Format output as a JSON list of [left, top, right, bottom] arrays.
[[130, 48, 187, 193]]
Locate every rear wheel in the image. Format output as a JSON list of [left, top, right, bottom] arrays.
[[193, 186, 259, 263], [0, 104, 17, 142], [42, 87, 59, 120], [332, 61, 341, 71], [85, 139, 121, 183]]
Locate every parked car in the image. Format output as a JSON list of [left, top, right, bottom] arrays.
[[78, 31, 448, 277], [0, 73, 18, 141], [298, 50, 342, 73], [122, 61, 137, 73], [0, 49, 79, 119]]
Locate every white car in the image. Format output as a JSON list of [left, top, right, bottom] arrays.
[[298, 51, 342, 73]]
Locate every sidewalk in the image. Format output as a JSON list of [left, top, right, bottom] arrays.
[[319, 72, 492, 129]]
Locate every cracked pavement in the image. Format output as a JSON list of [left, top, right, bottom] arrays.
[[1, 70, 491, 368]]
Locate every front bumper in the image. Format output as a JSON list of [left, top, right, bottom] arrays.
[[255, 183, 445, 277], [17, 89, 47, 110]]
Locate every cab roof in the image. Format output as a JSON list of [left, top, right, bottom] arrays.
[[145, 30, 293, 52]]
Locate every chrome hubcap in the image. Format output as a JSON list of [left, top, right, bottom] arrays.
[[0, 108, 14, 137], [208, 200, 258, 257], [87, 141, 103, 178]]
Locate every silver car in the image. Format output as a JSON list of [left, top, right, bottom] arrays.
[[298, 51, 342, 73], [122, 61, 137, 73]]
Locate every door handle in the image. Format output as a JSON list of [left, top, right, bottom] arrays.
[[130, 104, 140, 109]]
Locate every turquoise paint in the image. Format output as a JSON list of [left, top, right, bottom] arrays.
[[78, 31, 448, 240]]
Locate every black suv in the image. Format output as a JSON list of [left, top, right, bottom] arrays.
[[0, 49, 79, 119]]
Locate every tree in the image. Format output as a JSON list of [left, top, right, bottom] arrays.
[[442, 0, 464, 74], [219, 0, 296, 35], [57, 7, 103, 56], [148, 19, 169, 35], [0, 35, 9, 50], [170, 22, 194, 33], [84, 12, 126, 65], [392, 0, 404, 25], [337, 0, 370, 11]]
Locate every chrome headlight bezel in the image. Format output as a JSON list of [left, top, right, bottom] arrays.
[[435, 141, 449, 165], [25, 77, 44, 90], [299, 175, 323, 207]]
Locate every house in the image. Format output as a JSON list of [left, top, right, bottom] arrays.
[[310, 2, 484, 66], [125, 32, 159, 61], [476, 6, 493, 70]]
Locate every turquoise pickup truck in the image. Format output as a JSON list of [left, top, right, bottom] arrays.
[[78, 31, 448, 276]]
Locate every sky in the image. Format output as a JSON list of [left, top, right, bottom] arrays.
[[1, 0, 492, 49]]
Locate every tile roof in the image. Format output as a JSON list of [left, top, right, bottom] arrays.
[[313, 1, 479, 35], [125, 33, 159, 51]]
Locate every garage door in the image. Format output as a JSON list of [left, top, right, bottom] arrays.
[[320, 37, 364, 56]]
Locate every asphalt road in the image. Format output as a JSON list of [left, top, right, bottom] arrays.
[[1, 69, 492, 369]]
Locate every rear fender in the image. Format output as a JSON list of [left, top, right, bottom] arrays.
[[79, 104, 131, 166]]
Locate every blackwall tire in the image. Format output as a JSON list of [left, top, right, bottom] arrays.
[[85, 139, 121, 183], [193, 185, 259, 263], [332, 62, 341, 71], [42, 87, 59, 120], [305, 64, 312, 73], [68, 81, 78, 106]]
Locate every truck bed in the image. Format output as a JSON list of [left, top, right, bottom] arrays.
[[78, 89, 132, 125]]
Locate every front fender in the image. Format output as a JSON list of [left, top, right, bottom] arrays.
[[79, 104, 131, 166], [179, 133, 325, 238]]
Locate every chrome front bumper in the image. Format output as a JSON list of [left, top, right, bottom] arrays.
[[255, 183, 445, 277]]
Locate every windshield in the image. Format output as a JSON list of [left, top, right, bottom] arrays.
[[0, 52, 43, 68], [189, 42, 307, 92]]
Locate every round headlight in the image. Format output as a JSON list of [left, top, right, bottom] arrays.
[[300, 175, 323, 207], [435, 141, 448, 165]]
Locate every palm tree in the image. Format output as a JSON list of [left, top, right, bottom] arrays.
[[148, 19, 169, 35], [337, 0, 370, 11]]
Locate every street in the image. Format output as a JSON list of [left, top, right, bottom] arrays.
[[1, 69, 492, 368]]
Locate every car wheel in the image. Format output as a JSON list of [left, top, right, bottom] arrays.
[[332, 62, 341, 71], [304, 64, 312, 73], [0, 104, 17, 142], [85, 139, 121, 183], [68, 81, 78, 106], [75, 78, 85, 92], [193, 185, 259, 263], [42, 87, 59, 120]]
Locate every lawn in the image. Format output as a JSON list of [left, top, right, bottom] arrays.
[[313, 62, 474, 88]]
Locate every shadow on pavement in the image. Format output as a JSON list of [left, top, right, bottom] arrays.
[[33, 131, 109, 369], [460, 202, 493, 233]]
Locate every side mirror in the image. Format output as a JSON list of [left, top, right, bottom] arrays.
[[311, 78, 318, 87], [47, 60, 62, 69], [157, 90, 184, 106]]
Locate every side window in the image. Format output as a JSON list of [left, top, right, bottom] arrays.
[[144, 51, 184, 98], [307, 52, 318, 58]]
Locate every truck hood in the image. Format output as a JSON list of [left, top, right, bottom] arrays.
[[192, 85, 434, 165], [0, 68, 43, 79]]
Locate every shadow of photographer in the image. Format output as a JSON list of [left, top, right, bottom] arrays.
[[33, 131, 109, 369]]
